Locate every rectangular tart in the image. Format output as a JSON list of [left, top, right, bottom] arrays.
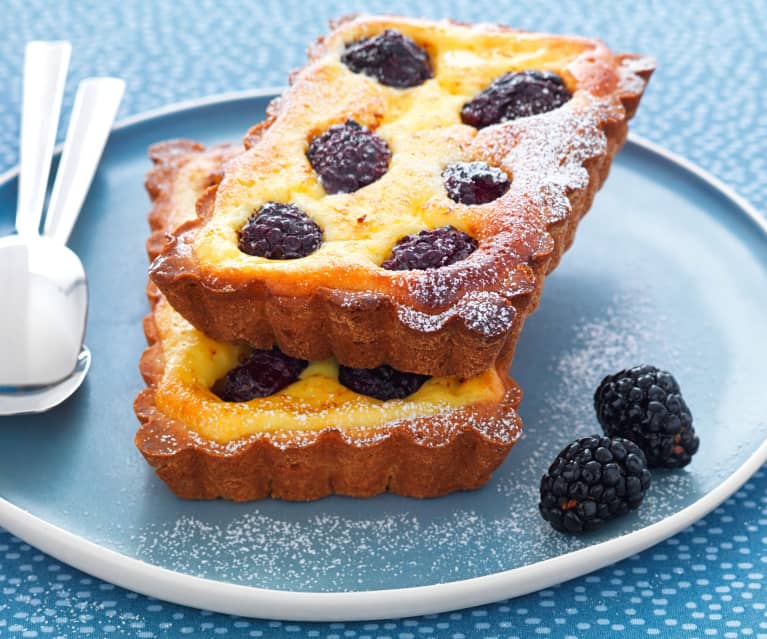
[[148, 15, 654, 378]]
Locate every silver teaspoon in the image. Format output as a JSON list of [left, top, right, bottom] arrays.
[[0, 42, 124, 408]]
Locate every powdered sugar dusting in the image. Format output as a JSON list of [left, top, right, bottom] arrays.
[[536, 180, 573, 224], [132, 508, 532, 591], [399, 95, 613, 335], [396, 290, 514, 336], [545, 293, 680, 435], [480, 95, 609, 226], [459, 291, 515, 335]]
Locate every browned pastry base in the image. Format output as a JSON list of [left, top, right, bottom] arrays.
[[135, 143, 523, 501], [149, 15, 654, 378], [134, 375, 522, 502]]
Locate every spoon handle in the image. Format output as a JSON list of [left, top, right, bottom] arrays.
[[15, 41, 71, 238], [43, 77, 125, 245]]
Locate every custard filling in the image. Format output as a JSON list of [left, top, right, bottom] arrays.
[[193, 19, 594, 277], [153, 299, 506, 444]]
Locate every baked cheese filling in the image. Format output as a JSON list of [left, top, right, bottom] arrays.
[[153, 299, 506, 443], [192, 19, 595, 279]]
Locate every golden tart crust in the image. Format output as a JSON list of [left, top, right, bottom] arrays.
[[136, 141, 523, 501], [149, 15, 654, 379]]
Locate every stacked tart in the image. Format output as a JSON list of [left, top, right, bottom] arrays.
[[134, 15, 653, 501]]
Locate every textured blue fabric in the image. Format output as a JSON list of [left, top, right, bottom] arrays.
[[1, 0, 766, 636]]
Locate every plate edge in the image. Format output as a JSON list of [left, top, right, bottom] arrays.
[[0, 437, 764, 621]]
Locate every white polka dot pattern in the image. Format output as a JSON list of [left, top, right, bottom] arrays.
[[0, 0, 766, 637]]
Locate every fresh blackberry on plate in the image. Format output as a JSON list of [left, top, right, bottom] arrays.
[[239, 202, 322, 259], [338, 364, 430, 400], [442, 161, 511, 205], [307, 120, 391, 194], [213, 348, 307, 402], [594, 365, 699, 468], [539, 435, 651, 533], [341, 29, 433, 88], [382, 225, 478, 271], [461, 70, 571, 128]]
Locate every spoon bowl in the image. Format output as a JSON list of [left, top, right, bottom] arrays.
[[0, 234, 87, 386], [0, 346, 91, 415]]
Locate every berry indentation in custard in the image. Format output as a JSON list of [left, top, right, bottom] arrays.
[[238, 202, 322, 259], [341, 29, 432, 88], [212, 347, 308, 402], [338, 364, 430, 400], [307, 120, 392, 194], [382, 225, 478, 271], [461, 70, 571, 128], [442, 161, 511, 205]]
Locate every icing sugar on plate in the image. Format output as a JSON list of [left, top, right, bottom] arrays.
[[131, 290, 686, 592]]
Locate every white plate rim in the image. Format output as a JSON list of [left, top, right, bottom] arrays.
[[0, 89, 766, 622]]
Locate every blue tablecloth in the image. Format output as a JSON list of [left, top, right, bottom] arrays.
[[1, 1, 766, 636]]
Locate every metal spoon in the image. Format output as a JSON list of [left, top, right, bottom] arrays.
[[0, 347, 91, 415], [0, 42, 124, 414]]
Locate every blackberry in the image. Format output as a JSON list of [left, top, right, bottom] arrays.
[[442, 161, 511, 205], [594, 365, 699, 468], [338, 364, 429, 400], [382, 225, 478, 271], [239, 202, 322, 259], [539, 435, 651, 533], [307, 120, 391, 194], [461, 70, 571, 129], [341, 29, 432, 88], [212, 347, 307, 402]]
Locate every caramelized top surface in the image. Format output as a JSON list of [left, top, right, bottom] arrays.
[[183, 15, 643, 318]]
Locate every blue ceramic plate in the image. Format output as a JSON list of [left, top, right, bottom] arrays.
[[1, 90, 766, 621]]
